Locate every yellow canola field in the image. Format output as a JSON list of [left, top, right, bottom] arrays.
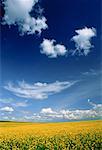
[[0, 120, 102, 150]]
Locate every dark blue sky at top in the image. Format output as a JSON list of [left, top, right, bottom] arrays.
[[0, 0, 102, 118], [1, 0, 101, 82]]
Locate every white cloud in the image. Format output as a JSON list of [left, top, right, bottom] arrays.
[[0, 106, 14, 112], [21, 110, 31, 115], [11, 117, 16, 120], [40, 39, 67, 58], [24, 114, 42, 120], [88, 99, 102, 116], [40, 27, 96, 58], [1, 101, 101, 121], [13, 100, 28, 107], [0, 98, 14, 103], [0, 116, 16, 121], [40, 108, 86, 120], [41, 108, 56, 114], [20, 101, 102, 121], [4, 80, 76, 100], [2, 116, 9, 120], [3, 0, 48, 35], [71, 27, 96, 56], [39, 100, 102, 120], [82, 69, 97, 76]]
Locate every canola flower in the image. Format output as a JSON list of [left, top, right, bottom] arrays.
[[0, 120, 102, 150]]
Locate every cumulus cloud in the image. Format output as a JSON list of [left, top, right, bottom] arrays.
[[4, 80, 76, 100], [41, 108, 56, 114], [19, 100, 102, 122], [40, 39, 68, 58], [0, 106, 14, 112], [39, 108, 96, 120], [1, 100, 101, 121], [3, 0, 48, 35], [71, 27, 96, 56], [40, 27, 96, 58], [88, 99, 102, 116]]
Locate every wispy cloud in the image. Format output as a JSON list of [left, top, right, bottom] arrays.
[[3, 0, 48, 35], [71, 27, 96, 56], [13, 100, 29, 107], [40, 39, 68, 58], [82, 69, 98, 76], [21, 110, 31, 115], [4, 80, 76, 100]]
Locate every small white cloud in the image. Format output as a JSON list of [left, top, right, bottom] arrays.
[[71, 27, 96, 56], [24, 115, 42, 120], [82, 69, 97, 76], [21, 110, 31, 115], [11, 117, 16, 120], [0, 106, 14, 112], [4, 80, 76, 100], [41, 108, 56, 114], [40, 39, 67, 58], [13, 101, 28, 107], [3, 0, 48, 35]]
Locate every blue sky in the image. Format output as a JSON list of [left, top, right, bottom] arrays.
[[0, 0, 102, 122]]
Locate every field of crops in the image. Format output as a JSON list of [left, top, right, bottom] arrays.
[[0, 120, 102, 150]]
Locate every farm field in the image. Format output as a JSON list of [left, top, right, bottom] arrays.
[[0, 120, 102, 150]]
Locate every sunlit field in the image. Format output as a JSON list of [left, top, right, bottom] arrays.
[[0, 120, 102, 150]]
